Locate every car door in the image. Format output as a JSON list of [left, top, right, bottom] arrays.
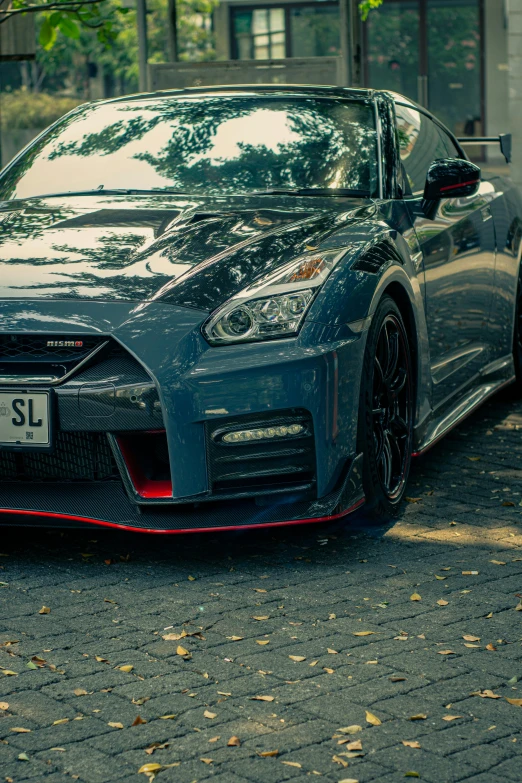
[[395, 103, 497, 409]]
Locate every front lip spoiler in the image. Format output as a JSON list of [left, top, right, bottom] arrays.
[[0, 498, 365, 535]]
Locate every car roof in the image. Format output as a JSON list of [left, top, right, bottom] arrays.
[[99, 84, 382, 106]]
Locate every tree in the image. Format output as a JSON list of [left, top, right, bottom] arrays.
[[0, 0, 127, 50]]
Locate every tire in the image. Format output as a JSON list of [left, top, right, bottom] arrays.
[[357, 296, 414, 522], [514, 270, 522, 389]]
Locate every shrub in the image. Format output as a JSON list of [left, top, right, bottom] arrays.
[[0, 90, 82, 131]]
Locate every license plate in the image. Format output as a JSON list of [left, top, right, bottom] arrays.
[[0, 391, 51, 448]]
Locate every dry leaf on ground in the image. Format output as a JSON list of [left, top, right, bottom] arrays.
[[353, 631, 375, 636], [226, 636, 244, 641], [258, 749, 278, 757], [409, 714, 427, 721], [227, 736, 240, 746], [38, 606, 50, 614], [337, 725, 362, 734], [463, 635, 480, 642], [437, 599, 449, 606], [281, 761, 301, 768], [332, 754, 349, 767], [257, 640, 270, 645], [204, 710, 216, 719], [365, 711, 381, 726], [471, 690, 501, 699], [108, 722, 124, 729], [251, 695, 274, 701], [410, 593, 422, 601], [402, 740, 421, 748], [0, 702, 8, 710], [506, 698, 522, 706], [132, 715, 147, 726], [289, 655, 306, 662], [438, 650, 455, 655], [118, 664, 133, 672], [442, 715, 462, 721]]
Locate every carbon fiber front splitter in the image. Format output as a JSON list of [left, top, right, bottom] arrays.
[[0, 455, 364, 534]]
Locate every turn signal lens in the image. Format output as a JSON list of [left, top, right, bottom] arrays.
[[222, 423, 305, 443]]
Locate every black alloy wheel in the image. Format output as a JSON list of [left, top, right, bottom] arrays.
[[358, 296, 414, 521]]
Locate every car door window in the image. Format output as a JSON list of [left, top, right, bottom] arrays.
[[395, 104, 450, 196]]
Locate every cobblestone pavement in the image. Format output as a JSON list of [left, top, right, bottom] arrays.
[[1, 389, 522, 783]]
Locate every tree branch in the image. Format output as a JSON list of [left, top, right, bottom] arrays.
[[0, 0, 106, 22]]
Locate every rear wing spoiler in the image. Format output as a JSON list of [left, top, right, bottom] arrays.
[[457, 133, 512, 164]]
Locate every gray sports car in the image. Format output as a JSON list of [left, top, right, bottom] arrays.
[[0, 85, 519, 533]]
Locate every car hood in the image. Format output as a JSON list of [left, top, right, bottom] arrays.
[[0, 193, 374, 309]]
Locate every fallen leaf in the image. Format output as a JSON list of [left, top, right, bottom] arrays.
[[0, 701, 8, 710], [410, 593, 422, 601], [486, 643, 497, 651], [409, 714, 427, 721], [486, 612, 493, 618], [515, 604, 522, 612], [200, 758, 213, 764], [11, 727, 31, 733], [338, 779, 359, 783], [390, 677, 407, 682], [38, 606, 50, 614], [118, 664, 134, 673], [73, 688, 87, 696], [188, 575, 196, 581], [464, 643, 481, 648], [159, 714, 176, 719], [138, 763, 162, 774], [251, 695, 274, 701], [226, 636, 244, 641], [404, 773, 420, 778], [254, 588, 267, 593], [442, 715, 462, 721], [1, 669, 17, 676], [463, 635, 480, 642], [227, 736, 241, 746], [258, 749, 278, 757], [467, 456, 481, 461], [108, 722, 124, 729], [95, 656, 108, 663], [256, 640, 270, 645], [252, 616, 269, 621], [162, 633, 183, 641], [52, 719, 69, 726], [365, 711, 382, 726], [337, 725, 362, 734], [333, 754, 349, 767], [462, 571, 479, 575], [505, 698, 522, 706], [289, 655, 306, 662], [132, 715, 147, 726], [176, 646, 189, 656], [323, 667, 335, 674], [282, 761, 302, 768], [471, 690, 501, 699], [402, 740, 421, 748], [18, 753, 30, 761], [438, 650, 455, 655], [490, 560, 506, 565], [502, 501, 515, 507], [435, 575, 446, 580], [204, 710, 216, 719], [346, 740, 362, 751], [353, 631, 375, 636], [327, 648, 338, 654]]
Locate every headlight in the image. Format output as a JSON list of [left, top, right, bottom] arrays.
[[203, 248, 345, 345]]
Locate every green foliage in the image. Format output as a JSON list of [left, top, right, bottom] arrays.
[[0, 89, 81, 130], [10, 0, 119, 51], [359, 0, 384, 22]]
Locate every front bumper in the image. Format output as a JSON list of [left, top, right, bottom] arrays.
[[0, 299, 366, 532]]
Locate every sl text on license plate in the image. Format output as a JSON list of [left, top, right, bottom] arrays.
[[0, 390, 51, 448]]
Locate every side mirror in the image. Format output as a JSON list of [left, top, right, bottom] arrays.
[[423, 158, 481, 200]]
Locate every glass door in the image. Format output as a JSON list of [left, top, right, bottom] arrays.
[[363, 0, 483, 140]]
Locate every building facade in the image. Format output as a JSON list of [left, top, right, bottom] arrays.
[[214, 0, 509, 164]]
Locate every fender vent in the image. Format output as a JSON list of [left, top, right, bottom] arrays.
[[352, 241, 403, 274]]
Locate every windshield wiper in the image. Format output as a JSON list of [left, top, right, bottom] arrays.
[[249, 188, 372, 198], [34, 188, 189, 198]]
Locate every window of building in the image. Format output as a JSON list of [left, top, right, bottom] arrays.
[[231, 4, 340, 60]]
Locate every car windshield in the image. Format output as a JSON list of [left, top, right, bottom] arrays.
[[0, 95, 379, 200]]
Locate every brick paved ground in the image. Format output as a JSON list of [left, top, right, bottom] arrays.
[[1, 388, 522, 783]]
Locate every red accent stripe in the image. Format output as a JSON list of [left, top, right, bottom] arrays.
[[116, 435, 173, 499], [439, 178, 479, 193], [0, 498, 365, 535]]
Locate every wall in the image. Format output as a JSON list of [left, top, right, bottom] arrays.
[[485, 0, 509, 164], [509, 0, 522, 188]]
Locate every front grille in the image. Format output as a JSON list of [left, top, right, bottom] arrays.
[[0, 335, 103, 363], [0, 432, 120, 482], [206, 409, 316, 497]]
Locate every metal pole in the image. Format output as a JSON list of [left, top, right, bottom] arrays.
[[167, 0, 179, 62], [339, 0, 353, 86], [136, 0, 149, 92]]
